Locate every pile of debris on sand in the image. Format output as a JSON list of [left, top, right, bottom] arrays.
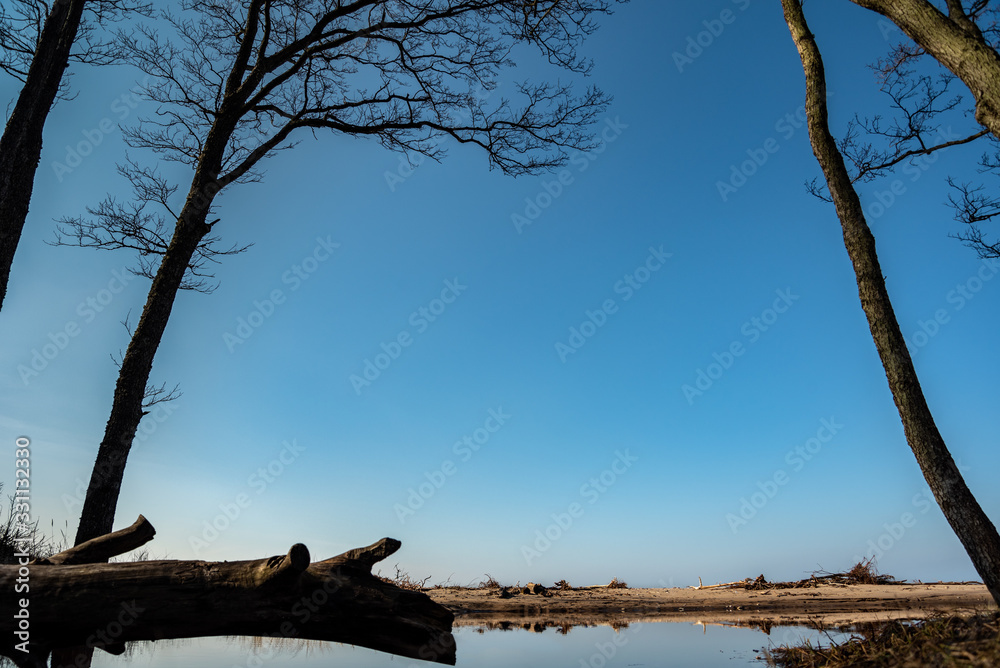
[[485, 577, 629, 598], [694, 558, 901, 591]]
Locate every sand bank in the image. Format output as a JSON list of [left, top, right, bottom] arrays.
[[427, 583, 995, 629]]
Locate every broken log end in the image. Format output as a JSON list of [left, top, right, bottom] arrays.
[[320, 537, 401, 572], [41, 515, 156, 565], [256, 543, 311, 586]]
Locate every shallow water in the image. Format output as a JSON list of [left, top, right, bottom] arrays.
[[92, 621, 853, 668]]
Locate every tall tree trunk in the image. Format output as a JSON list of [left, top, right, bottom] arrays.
[[74, 190, 214, 544], [849, 0, 1000, 139], [0, 0, 87, 311], [781, 0, 1000, 606]]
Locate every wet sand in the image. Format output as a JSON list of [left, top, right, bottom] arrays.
[[427, 583, 996, 629]]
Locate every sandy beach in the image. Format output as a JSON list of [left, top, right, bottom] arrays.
[[428, 583, 996, 629]]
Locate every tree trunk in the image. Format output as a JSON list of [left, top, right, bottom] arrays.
[[0, 0, 87, 311], [74, 197, 214, 545], [2, 526, 455, 666], [781, 0, 1000, 606], [849, 0, 1000, 139]]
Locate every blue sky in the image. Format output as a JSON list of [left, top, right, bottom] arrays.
[[2, 1, 999, 588]]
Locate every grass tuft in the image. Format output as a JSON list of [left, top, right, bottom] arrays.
[[766, 613, 1000, 667], [0, 485, 61, 564]]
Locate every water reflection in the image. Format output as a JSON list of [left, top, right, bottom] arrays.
[[79, 618, 856, 668]]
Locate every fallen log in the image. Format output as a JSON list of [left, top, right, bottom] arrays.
[[1, 523, 455, 667]]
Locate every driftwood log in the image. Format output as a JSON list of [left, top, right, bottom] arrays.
[[1, 516, 455, 667]]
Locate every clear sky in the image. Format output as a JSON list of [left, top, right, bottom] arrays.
[[2, 1, 999, 589]]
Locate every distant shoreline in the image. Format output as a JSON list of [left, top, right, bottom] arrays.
[[427, 583, 996, 628]]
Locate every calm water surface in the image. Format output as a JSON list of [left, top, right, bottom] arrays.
[[93, 622, 852, 668]]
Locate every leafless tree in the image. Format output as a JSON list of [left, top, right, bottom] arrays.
[[804, 1, 1000, 259], [62, 0, 622, 545], [781, 0, 1000, 607], [848, 0, 1000, 136], [847, 0, 1000, 256], [52, 157, 251, 293], [0, 0, 149, 311]]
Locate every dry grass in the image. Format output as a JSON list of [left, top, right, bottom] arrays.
[[376, 564, 431, 591], [0, 487, 61, 564], [110, 546, 172, 562], [766, 613, 1000, 667]]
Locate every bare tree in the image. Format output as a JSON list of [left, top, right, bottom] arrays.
[[0, 0, 148, 311], [848, 0, 1000, 138], [62, 0, 622, 545], [780, 0, 1000, 606], [806, 1, 1000, 259]]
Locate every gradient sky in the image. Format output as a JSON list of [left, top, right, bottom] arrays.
[[2, 1, 999, 589]]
